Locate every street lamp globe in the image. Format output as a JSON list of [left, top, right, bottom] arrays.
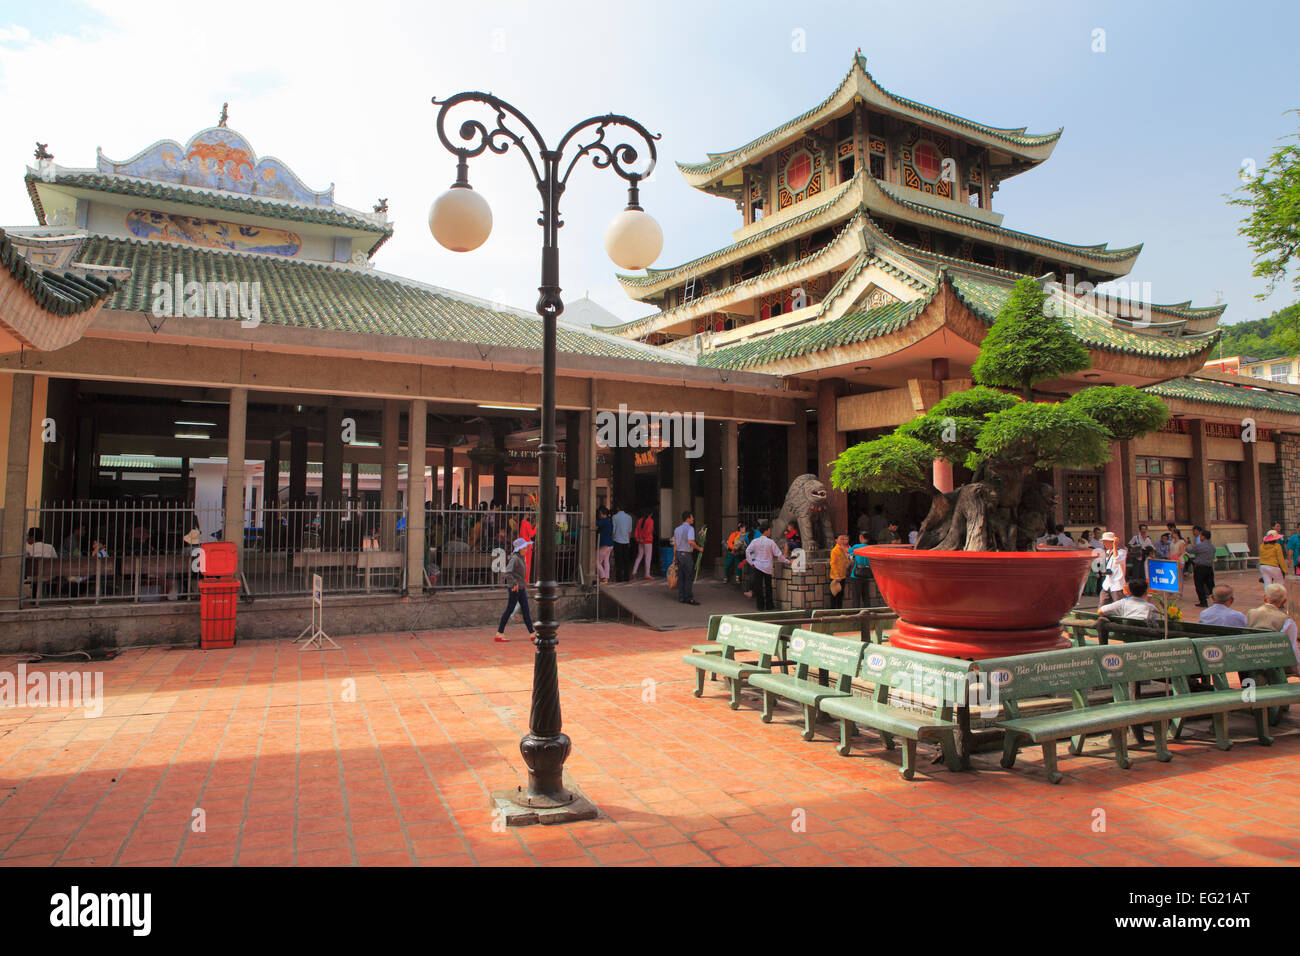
[[604, 206, 662, 271], [429, 184, 493, 253]]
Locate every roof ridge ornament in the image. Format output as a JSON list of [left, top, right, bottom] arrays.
[[218, 103, 229, 128]]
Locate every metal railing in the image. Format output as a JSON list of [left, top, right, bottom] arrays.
[[9, 502, 590, 606], [425, 508, 584, 590]]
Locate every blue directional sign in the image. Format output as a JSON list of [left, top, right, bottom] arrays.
[[1146, 558, 1181, 593]]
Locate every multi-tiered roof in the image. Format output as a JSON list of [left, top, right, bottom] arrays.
[[603, 52, 1224, 391]]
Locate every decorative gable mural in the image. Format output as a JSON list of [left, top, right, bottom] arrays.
[[127, 209, 302, 257], [98, 127, 334, 207]]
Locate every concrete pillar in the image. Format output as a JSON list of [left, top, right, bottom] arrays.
[[672, 443, 691, 525], [577, 405, 596, 580], [442, 446, 454, 511], [817, 379, 848, 538], [933, 459, 954, 494], [223, 387, 247, 562], [721, 420, 739, 536], [322, 406, 343, 504], [264, 438, 280, 510], [289, 425, 307, 504], [786, 405, 808, 485], [1, 375, 33, 607], [374, 402, 396, 550], [703, 421, 722, 569], [565, 411, 581, 512], [1187, 419, 1208, 526], [1243, 433, 1263, 546], [350, 462, 359, 500], [405, 399, 427, 594]]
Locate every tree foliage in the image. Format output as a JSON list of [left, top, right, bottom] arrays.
[[970, 276, 1091, 398], [1064, 385, 1169, 443], [1229, 111, 1300, 299], [830, 435, 933, 495]]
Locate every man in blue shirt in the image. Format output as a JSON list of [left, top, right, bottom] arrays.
[[1198, 585, 1248, 627], [850, 530, 874, 607], [1286, 523, 1300, 575], [673, 511, 703, 605], [611, 504, 635, 583]]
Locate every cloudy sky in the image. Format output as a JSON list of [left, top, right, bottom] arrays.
[[0, 0, 1296, 332]]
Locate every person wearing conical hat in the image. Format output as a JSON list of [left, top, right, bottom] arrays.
[[494, 537, 536, 644]]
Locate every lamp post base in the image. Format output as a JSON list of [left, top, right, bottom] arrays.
[[489, 773, 599, 827]]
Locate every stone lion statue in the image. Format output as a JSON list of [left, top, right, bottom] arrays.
[[773, 474, 835, 552]]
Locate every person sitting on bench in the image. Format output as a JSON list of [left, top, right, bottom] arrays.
[[1097, 578, 1159, 627], [1198, 585, 1247, 627], [1247, 584, 1299, 676]]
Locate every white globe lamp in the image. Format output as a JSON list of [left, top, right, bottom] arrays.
[[429, 182, 493, 253]]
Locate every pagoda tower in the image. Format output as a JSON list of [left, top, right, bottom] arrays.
[[598, 51, 1225, 532]]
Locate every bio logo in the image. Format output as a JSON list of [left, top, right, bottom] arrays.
[[1101, 653, 1123, 672], [1202, 646, 1224, 663], [790, 636, 806, 653], [718, 623, 732, 636], [865, 652, 887, 670], [988, 668, 1013, 687]]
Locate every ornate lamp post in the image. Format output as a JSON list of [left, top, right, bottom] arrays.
[[428, 92, 662, 822]]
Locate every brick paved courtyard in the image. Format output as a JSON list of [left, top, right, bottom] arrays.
[[1, 569, 1298, 867]]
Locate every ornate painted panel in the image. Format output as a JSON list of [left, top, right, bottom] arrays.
[[127, 209, 302, 256], [776, 136, 825, 210], [900, 127, 953, 200], [99, 128, 334, 206]]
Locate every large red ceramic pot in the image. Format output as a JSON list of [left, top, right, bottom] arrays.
[[864, 545, 1094, 659]]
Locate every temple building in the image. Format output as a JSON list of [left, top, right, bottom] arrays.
[[0, 119, 801, 649], [600, 51, 1300, 547]]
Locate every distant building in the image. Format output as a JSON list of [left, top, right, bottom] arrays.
[[1205, 354, 1300, 385]]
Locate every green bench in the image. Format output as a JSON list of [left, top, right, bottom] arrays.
[[748, 630, 865, 740], [983, 635, 1300, 783], [682, 618, 789, 709], [820, 645, 970, 780], [1190, 633, 1300, 743]]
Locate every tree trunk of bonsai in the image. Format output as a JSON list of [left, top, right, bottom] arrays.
[[913, 464, 1055, 552]]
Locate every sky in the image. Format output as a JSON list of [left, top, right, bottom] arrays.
[[0, 0, 1296, 330]]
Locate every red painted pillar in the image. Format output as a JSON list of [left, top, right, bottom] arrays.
[[817, 378, 848, 537]]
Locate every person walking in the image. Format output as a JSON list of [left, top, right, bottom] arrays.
[[1099, 532, 1128, 606], [1190, 529, 1217, 607], [1260, 529, 1287, 587], [828, 532, 852, 609], [594, 507, 613, 584], [746, 520, 790, 611], [494, 538, 536, 643], [611, 503, 634, 583], [630, 510, 655, 580], [673, 511, 703, 605]]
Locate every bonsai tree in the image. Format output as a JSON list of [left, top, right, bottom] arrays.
[[831, 276, 1170, 551]]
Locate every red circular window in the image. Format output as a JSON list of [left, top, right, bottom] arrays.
[[786, 151, 813, 192], [914, 142, 943, 182]]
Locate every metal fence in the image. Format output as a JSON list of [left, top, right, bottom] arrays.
[[425, 507, 585, 590], [10, 501, 587, 606], [20, 500, 221, 606]]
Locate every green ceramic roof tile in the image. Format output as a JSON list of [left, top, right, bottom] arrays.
[[27, 171, 391, 239], [698, 290, 931, 370], [76, 236, 690, 365], [679, 52, 1061, 180], [0, 228, 119, 315], [1145, 377, 1300, 415], [696, 264, 1219, 371], [947, 274, 1218, 360]]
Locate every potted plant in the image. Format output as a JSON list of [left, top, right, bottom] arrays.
[[831, 276, 1170, 656]]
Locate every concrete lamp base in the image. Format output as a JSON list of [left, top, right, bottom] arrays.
[[489, 773, 599, 827]]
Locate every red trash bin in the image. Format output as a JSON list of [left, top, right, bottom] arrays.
[[198, 579, 240, 649], [198, 541, 239, 576]]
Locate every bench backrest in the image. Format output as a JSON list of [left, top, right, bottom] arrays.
[[1193, 633, 1297, 677], [975, 647, 1103, 704], [1093, 639, 1199, 687], [713, 617, 787, 657], [858, 645, 973, 705], [1065, 609, 1270, 640], [785, 630, 865, 686], [1214, 546, 1231, 559], [706, 610, 810, 643], [1227, 542, 1251, 557]]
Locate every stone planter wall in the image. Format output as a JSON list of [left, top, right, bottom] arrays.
[[774, 556, 831, 611]]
